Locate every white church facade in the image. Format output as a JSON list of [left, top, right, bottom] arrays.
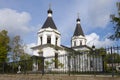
[[31, 7, 103, 72]]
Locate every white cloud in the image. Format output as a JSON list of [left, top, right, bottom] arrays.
[[86, 33, 114, 48], [58, 0, 117, 46], [25, 43, 36, 55], [0, 8, 31, 36]]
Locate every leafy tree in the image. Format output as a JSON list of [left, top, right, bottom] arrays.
[[44, 60, 52, 69], [0, 30, 10, 63], [20, 53, 31, 60], [51, 59, 64, 68], [105, 53, 120, 63], [10, 35, 31, 73], [109, 2, 120, 40], [109, 15, 120, 40], [95, 48, 106, 56], [97, 47, 120, 72]]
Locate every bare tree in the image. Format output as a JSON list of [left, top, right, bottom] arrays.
[[11, 36, 25, 61]]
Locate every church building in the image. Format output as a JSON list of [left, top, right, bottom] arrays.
[[31, 7, 90, 57], [31, 7, 103, 72]]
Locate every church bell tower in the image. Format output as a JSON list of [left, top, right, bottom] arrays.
[[37, 6, 61, 46], [71, 16, 87, 47]]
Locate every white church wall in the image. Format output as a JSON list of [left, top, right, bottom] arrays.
[[43, 48, 69, 71], [51, 33, 55, 45], [37, 28, 61, 46], [74, 47, 90, 51], [44, 53, 69, 71], [37, 35, 41, 45], [42, 47, 67, 57], [58, 50, 68, 69], [33, 49, 40, 56], [72, 36, 86, 47], [58, 37, 61, 46], [43, 47, 55, 57]]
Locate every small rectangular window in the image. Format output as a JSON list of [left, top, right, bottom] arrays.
[[40, 37, 42, 45], [56, 37, 58, 45], [80, 40, 82, 45], [74, 41, 76, 46], [47, 36, 51, 44]]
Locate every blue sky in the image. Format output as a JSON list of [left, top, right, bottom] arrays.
[[0, 0, 119, 54]]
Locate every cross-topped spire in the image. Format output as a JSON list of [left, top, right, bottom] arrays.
[[48, 3, 52, 16], [76, 12, 80, 23], [73, 13, 84, 36], [41, 4, 57, 30], [77, 12, 80, 18], [49, 3, 51, 10]]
